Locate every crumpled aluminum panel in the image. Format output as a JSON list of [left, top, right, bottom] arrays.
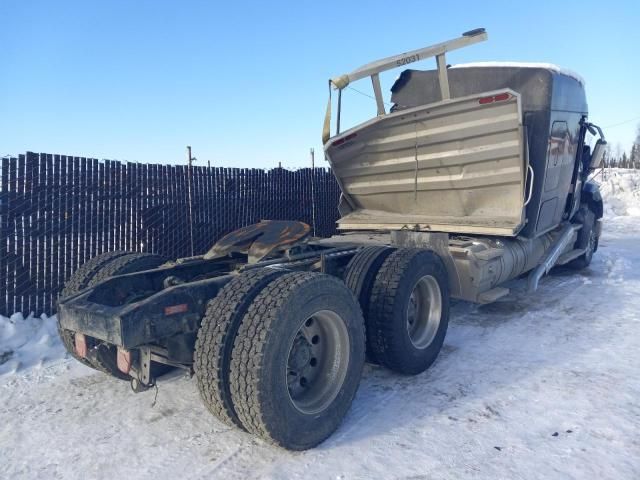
[[325, 90, 526, 236]]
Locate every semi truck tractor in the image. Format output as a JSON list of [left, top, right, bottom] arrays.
[[57, 28, 606, 450]]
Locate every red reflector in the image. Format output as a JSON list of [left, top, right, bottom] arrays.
[[74, 333, 87, 358], [331, 133, 357, 148], [117, 347, 132, 374], [479, 92, 510, 105], [164, 303, 188, 315]]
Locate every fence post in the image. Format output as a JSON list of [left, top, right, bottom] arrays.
[[187, 146, 195, 256], [310, 148, 317, 237]]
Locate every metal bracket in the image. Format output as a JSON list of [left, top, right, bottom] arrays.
[[371, 73, 386, 115], [527, 224, 580, 292], [129, 347, 153, 393], [140, 347, 152, 386], [436, 53, 450, 100]]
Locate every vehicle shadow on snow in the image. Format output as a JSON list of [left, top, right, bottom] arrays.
[[321, 251, 614, 449]]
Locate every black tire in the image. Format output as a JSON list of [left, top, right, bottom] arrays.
[[343, 246, 394, 363], [194, 267, 287, 428], [229, 272, 365, 450], [568, 209, 597, 270], [60, 251, 132, 299], [58, 251, 132, 369], [57, 251, 166, 379], [368, 248, 450, 375], [83, 252, 167, 286]]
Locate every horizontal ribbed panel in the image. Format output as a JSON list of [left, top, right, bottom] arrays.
[[326, 90, 526, 236]]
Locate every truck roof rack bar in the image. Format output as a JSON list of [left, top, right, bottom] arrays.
[[330, 28, 488, 98], [322, 28, 488, 144]]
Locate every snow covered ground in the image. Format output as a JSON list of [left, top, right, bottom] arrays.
[[0, 313, 66, 377], [1, 170, 639, 479]]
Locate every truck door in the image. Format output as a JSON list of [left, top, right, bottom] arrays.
[[536, 120, 575, 233]]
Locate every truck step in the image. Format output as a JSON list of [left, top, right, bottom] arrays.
[[478, 287, 510, 304], [527, 223, 580, 292], [556, 248, 586, 265]]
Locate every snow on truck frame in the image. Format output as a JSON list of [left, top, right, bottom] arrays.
[[57, 29, 606, 450]]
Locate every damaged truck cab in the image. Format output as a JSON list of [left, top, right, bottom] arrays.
[[57, 29, 605, 450], [324, 27, 605, 301]]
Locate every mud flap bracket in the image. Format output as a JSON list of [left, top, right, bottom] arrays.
[[130, 347, 153, 393]]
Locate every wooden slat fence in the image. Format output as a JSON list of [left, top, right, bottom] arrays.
[[0, 152, 341, 316]]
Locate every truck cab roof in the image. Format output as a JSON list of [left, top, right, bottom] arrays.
[[391, 63, 587, 114]]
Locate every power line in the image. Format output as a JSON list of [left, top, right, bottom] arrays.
[[346, 86, 393, 107], [603, 116, 640, 129]]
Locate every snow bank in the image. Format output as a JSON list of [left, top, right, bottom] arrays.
[[0, 313, 66, 377], [598, 168, 640, 217]]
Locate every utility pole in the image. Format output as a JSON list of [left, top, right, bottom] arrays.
[[310, 148, 317, 237], [186, 146, 195, 256]]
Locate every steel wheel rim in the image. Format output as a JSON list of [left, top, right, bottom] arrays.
[[406, 275, 442, 349], [286, 309, 350, 415]]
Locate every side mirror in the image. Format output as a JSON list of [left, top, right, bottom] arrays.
[[590, 139, 607, 170]]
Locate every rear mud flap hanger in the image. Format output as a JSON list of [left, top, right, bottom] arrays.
[[322, 28, 488, 145]]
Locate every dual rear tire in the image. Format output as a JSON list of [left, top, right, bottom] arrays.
[[195, 247, 449, 450], [195, 270, 365, 450], [345, 247, 450, 375]]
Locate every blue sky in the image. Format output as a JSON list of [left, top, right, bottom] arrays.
[[1, 0, 638, 167]]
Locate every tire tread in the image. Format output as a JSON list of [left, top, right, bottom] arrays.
[[368, 248, 448, 374], [344, 246, 393, 363], [230, 272, 324, 442], [194, 268, 286, 428]]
